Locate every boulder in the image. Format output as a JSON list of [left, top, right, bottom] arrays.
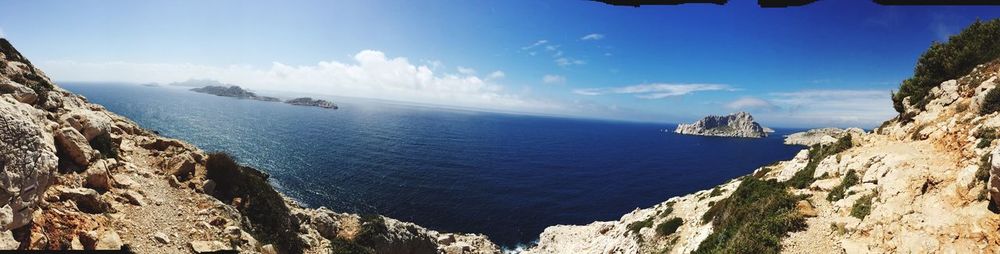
[[57, 187, 110, 214], [165, 154, 196, 178], [122, 190, 146, 206], [189, 240, 232, 253], [84, 159, 115, 191], [311, 208, 340, 240], [55, 126, 94, 166], [0, 98, 58, 229], [94, 231, 123, 250], [0, 79, 37, 104], [59, 110, 113, 142]]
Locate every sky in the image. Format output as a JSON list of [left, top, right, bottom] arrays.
[[2, 1, 999, 128]]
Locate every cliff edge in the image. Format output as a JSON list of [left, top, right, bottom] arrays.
[[0, 38, 499, 253]]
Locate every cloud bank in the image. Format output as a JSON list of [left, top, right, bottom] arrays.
[[40, 50, 564, 114], [574, 83, 731, 99], [724, 89, 896, 128]]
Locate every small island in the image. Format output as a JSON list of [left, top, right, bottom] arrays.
[[284, 97, 338, 109], [674, 111, 769, 138], [190, 85, 282, 102]]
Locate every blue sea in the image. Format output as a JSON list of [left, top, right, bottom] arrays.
[[64, 83, 804, 247]]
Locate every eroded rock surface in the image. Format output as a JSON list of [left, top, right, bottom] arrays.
[[674, 111, 768, 138]]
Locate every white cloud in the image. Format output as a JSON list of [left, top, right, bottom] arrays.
[[40, 50, 566, 114], [573, 83, 731, 99], [725, 97, 779, 111], [487, 71, 505, 80], [456, 66, 476, 75], [542, 74, 566, 85], [522, 40, 548, 50], [555, 58, 585, 67], [759, 89, 896, 128], [581, 33, 605, 41]]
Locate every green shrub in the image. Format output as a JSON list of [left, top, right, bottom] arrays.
[[656, 218, 684, 236], [89, 132, 118, 159], [205, 152, 304, 253], [627, 218, 654, 235], [976, 127, 998, 148], [786, 135, 853, 189], [850, 194, 875, 219], [694, 178, 806, 254], [975, 154, 992, 201], [709, 187, 722, 197], [826, 170, 860, 201], [892, 19, 1000, 113], [982, 88, 1000, 115], [658, 203, 675, 218]]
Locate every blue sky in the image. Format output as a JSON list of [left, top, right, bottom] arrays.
[[2, 0, 998, 128]]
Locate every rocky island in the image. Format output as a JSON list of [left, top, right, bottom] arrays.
[[190, 85, 281, 102], [284, 97, 338, 109], [674, 111, 769, 138], [784, 127, 865, 146]]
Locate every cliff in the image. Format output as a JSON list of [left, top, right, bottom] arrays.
[[674, 112, 768, 138], [0, 38, 498, 253], [523, 59, 1000, 253]]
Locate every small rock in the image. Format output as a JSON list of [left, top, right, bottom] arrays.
[[189, 240, 232, 253], [0, 230, 19, 249], [94, 231, 123, 250], [152, 231, 170, 244], [437, 234, 456, 245], [122, 190, 146, 206], [260, 244, 278, 254], [796, 200, 817, 217], [84, 161, 113, 191], [111, 174, 137, 189]]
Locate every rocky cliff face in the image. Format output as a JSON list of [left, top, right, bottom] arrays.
[[0, 38, 498, 253], [784, 127, 865, 146], [525, 61, 1000, 253], [674, 112, 768, 138]]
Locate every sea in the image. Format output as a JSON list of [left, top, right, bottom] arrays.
[[63, 83, 805, 248]]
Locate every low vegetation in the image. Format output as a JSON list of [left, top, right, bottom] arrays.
[[658, 202, 675, 218], [627, 218, 654, 235], [709, 187, 722, 197], [695, 177, 806, 253], [826, 170, 860, 201], [656, 218, 684, 236], [975, 154, 992, 201], [892, 19, 1000, 113], [850, 194, 875, 219], [786, 135, 853, 189], [975, 127, 998, 148], [205, 152, 304, 253]]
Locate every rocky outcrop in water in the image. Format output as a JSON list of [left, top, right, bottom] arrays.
[[190, 85, 280, 102], [674, 112, 768, 138], [284, 97, 338, 109], [0, 38, 496, 253]]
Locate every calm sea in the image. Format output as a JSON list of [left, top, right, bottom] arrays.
[[63, 83, 803, 247]]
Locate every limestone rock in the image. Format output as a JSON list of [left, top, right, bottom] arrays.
[[94, 231, 122, 250], [164, 154, 196, 178], [84, 159, 114, 191], [990, 146, 1000, 207], [674, 112, 768, 138], [57, 187, 110, 214], [189, 240, 232, 253], [122, 190, 146, 206], [55, 126, 94, 166], [152, 231, 170, 244], [0, 98, 57, 230]]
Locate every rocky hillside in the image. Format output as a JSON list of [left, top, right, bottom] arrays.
[[0, 38, 499, 253], [523, 43, 1000, 254], [674, 112, 768, 138]]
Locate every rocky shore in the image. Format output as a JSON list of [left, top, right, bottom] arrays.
[[674, 112, 768, 138], [0, 38, 496, 253]]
